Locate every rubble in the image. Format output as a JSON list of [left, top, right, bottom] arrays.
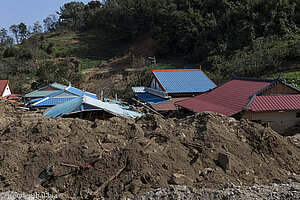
[[0, 103, 299, 199]]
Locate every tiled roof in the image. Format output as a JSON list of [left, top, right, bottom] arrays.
[[153, 69, 216, 94], [176, 77, 273, 116], [248, 94, 300, 112], [0, 79, 9, 96]]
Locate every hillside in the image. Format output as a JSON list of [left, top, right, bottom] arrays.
[[0, 0, 299, 98]]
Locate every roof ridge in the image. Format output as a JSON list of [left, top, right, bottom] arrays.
[[232, 75, 275, 82], [153, 69, 201, 72]]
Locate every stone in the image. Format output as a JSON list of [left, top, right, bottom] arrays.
[[49, 187, 59, 195], [217, 153, 230, 170], [169, 173, 193, 185], [200, 168, 214, 176]]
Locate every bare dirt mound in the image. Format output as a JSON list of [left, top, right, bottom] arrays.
[[0, 103, 299, 199]]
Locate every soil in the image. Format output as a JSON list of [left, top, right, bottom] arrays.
[[0, 101, 299, 199]]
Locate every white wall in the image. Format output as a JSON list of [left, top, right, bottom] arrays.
[[2, 84, 12, 97], [150, 78, 163, 91], [244, 111, 300, 134]]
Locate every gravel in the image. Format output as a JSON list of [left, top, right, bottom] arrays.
[[125, 183, 300, 200]]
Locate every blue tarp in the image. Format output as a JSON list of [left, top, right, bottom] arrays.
[[43, 94, 143, 118], [153, 70, 216, 94], [135, 93, 170, 105]]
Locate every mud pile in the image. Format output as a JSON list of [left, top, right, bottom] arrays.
[[0, 103, 299, 199]]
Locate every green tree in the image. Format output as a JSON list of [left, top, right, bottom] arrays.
[[31, 21, 43, 35], [43, 14, 58, 33], [10, 24, 19, 44], [57, 1, 86, 30], [0, 28, 13, 49], [18, 22, 29, 43]]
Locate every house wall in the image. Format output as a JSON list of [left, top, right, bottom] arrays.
[[2, 84, 12, 97], [150, 77, 164, 91], [262, 83, 298, 95], [243, 110, 300, 134]]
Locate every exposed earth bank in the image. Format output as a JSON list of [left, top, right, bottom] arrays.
[[0, 101, 299, 199]]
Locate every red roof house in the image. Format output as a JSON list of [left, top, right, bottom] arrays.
[[0, 79, 13, 98], [176, 75, 300, 133]]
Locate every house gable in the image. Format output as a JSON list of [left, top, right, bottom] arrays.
[[262, 82, 299, 95], [0, 80, 12, 97]]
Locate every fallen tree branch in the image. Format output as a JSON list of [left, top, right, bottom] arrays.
[[144, 137, 156, 149], [93, 165, 126, 196]]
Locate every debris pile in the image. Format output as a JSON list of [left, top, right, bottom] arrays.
[[0, 103, 299, 199]]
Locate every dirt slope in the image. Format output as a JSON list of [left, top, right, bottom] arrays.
[[0, 102, 299, 199]]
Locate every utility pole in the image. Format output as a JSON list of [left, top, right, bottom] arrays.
[[148, 56, 156, 69]]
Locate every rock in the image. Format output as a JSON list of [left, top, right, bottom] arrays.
[[217, 153, 230, 170], [169, 173, 193, 185], [57, 193, 69, 200], [129, 179, 143, 194], [200, 168, 214, 176], [49, 187, 59, 194]]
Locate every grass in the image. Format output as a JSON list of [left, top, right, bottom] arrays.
[[270, 71, 300, 89]]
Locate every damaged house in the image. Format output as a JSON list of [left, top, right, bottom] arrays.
[[27, 85, 98, 109], [176, 75, 300, 134], [43, 93, 143, 120]]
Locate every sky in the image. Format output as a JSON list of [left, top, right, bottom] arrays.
[[0, 0, 91, 30]]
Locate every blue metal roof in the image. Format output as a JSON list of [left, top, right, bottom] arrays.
[[31, 86, 98, 107], [153, 70, 216, 94], [33, 97, 75, 107], [135, 93, 170, 105], [43, 95, 143, 118]]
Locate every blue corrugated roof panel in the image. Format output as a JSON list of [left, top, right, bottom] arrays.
[[136, 93, 170, 105], [153, 70, 216, 94], [43, 95, 143, 118], [43, 97, 82, 117], [33, 97, 75, 107]]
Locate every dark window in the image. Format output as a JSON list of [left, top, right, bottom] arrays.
[[296, 112, 300, 118]]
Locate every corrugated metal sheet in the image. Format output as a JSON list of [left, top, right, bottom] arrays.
[[152, 97, 188, 111], [24, 83, 67, 98], [31, 86, 98, 107], [176, 79, 272, 116], [132, 87, 145, 93], [248, 94, 300, 112], [153, 70, 216, 94], [135, 93, 170, 105], [33, 97, 75, 107], [24, 90, 60, 98], [43, 95, 143, 118]]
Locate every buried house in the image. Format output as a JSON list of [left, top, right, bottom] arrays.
[[176, 75, 300, 134], [43, 93, 143, 120], [27, 85, 98, 109], [133, 67, 216, 112], [23, 82, 67, 101]]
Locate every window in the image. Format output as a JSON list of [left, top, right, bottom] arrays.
[[296, 112, 300, 118]]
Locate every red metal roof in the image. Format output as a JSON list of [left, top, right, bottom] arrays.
[[152, 97, 188, 111], [176, 79, 272, 116], [248, 94, 300, 112], [0, 79, 9, 96]]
